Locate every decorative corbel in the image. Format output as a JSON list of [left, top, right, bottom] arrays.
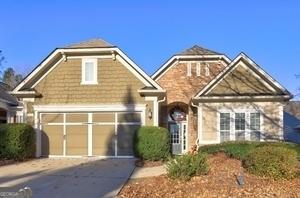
[[112, 51, 116, 61], [61, 52, 67, 62]]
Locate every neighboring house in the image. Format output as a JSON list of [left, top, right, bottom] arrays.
[[0, 82, 21, 123], [153, 45, 292, 154], [284, 101, 300, 143], [10, 38, 292, 157]]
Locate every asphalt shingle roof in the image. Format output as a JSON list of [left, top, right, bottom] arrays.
[[177, 45, 222, 56]]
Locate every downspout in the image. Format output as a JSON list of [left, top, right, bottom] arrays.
[[191, 100, 200, 149], [157, 97, 166, 104], [156, 97, 166, 126]]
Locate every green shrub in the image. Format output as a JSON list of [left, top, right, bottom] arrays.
[[199, 141, 300, 161], [134, 126, 171, 160], [199, 141, 259, 160], [166, 153, 209, 180], [243, 145, 298, 179], [0, 124, 35, 160]]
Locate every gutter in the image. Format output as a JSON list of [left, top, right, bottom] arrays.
[[191, 101, 200, 149]]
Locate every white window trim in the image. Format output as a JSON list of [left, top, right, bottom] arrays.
[[81, 58, 98, 85], [217, 108, 264, 143], [187, 62, 192, 77], [196, 62, 201, 76]]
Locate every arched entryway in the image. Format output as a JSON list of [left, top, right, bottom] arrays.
[[167, 102, 188, 154]]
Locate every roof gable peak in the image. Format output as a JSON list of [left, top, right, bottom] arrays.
[[177, 44, 223, 56], [63, 38, 114, 49]]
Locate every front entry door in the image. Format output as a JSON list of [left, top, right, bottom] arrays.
[[169, 122, 187, 155]]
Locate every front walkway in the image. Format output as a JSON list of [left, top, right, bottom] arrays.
[[0, 158, 135, 198], [130, 165, 166, 179]]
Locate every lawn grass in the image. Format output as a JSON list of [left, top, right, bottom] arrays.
[[198, 141, 300, 161]]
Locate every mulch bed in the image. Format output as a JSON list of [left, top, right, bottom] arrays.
[[119, 153, 300, 198], [135, 159, 164, 167]]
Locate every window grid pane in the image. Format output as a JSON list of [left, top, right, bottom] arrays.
[[220, 113, 230, 142], [235, 113, 245, 130], [250, 113, 260, 130]]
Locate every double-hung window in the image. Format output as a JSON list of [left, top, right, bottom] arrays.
[[250, 113, 261, 141], [219, 111, 261, 142], [235, 113, 246, 141], [82, 58, 98, 84], [220, 113, 230, 142]]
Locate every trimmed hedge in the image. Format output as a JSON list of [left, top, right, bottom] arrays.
[[0, 124, 35, 160], [166, 153, 209, 180], [199, 141, 260, 160], [134, 126, 171, 160], [199, 141, 300, 161], [243, 145, 298, 179]]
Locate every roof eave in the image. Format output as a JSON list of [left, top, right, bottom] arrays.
[[192, 95, 292, 103]]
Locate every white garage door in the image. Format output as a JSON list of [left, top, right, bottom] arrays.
[[40, 112, 142, 157]]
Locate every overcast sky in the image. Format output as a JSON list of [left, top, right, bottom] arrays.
[[0, 0, 299, 98]]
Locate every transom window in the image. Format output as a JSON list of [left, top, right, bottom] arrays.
[[82, 58, 98, 84]]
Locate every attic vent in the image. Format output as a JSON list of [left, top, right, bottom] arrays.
[[196, 62, 201, 76], [187, 62, 192, 76], [205, 63, 210, 76]]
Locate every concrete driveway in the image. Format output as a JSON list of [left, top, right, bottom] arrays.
[[0, 158, 135, 198]]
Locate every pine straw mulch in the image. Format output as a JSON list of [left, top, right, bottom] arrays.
[[119, 153, 300, 198]]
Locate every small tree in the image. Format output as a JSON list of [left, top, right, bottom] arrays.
[[2, 67, 23, 89]]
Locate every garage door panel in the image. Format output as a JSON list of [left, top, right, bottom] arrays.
[[41, 125, 63, 156], [41, 114, 63, 123], [92, 125, 115, 156], [117, 125, 140, 156], [118, 113, 141, 123], [66, 114, 88, 123], [93, 113, 115, 123], [66, 125, 88, 155]]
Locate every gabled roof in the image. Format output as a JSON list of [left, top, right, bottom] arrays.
[[64, 38, 114, 48], [12, 38, 163, 94], [177, 45, 222, 56], [194, 53, 292, 100], [152, 45, 231, 80]]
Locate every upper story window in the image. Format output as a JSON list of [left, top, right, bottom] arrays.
[[81, 58, 98, 85], [187, 62, 192, 76]]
